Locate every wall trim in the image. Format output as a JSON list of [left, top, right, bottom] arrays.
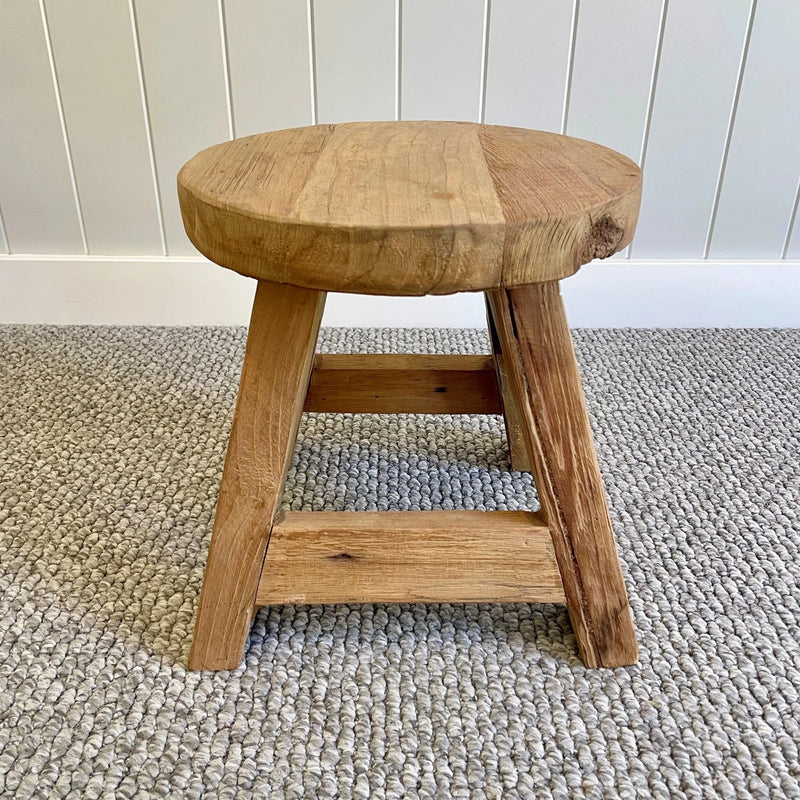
[[1, 255, 798, 327]]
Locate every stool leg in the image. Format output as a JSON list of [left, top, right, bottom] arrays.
[[189, 280, 326, 670], [485, 296, 533, 472], [486, 283, 638, 668]]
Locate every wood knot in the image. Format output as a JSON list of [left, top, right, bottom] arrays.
[[578, 217, 625, 262]]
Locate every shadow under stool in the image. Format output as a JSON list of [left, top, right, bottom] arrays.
[[177, 120, 642, 671]]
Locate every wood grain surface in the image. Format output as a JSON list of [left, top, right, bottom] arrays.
[[256, 511, 565, 605], [487, 283, 638, 668], [179, 121, 641, 295], [304, 353, 501, 414], [188, 280, 325, 671], [485, 297, 533, 472]]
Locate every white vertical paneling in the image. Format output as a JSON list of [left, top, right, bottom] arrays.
[[308, 0, 319, 124], [224, 1, 312, 136], [709, 3, 800, 258], [0, 2, 83, 253], [0, 207, 8, 254], [482, 0, 573, 131], [567, 0, 664, 162], [134, 0, 230, 255], [45, 0, 161, 254], [631, 0, 752, 257], [314, 1, 395, 123], [561, 1, 579, 134], [3, 0, 800, 272], [218, 1, 235, 137], [395, 0, 402, 120], [401, 0, 485, 121], [786, 184, 800, 259]]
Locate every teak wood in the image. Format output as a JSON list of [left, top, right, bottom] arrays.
[[486, 299, 533, 472], [257, 511, 564, 606], [304, 354, 501, 415], [486, 283, 638, 668], [188, 281, 325, 671], [181, 121, 641, 672], [179, 121, 641, 295]]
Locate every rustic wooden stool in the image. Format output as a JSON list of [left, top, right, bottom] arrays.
[[178, 121, 642, 671]]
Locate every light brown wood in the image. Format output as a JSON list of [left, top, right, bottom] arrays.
[[256, 511, 564, 606], [178, 121, 641, 295], [182, 120, 642, 670], [304, 354, 501, 414], [477, 127, 642, 287], [486, 283, 638, 668], [485, 298, 533, 472], [188, 280, 325, 671]]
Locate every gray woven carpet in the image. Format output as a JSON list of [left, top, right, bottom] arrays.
[[0, 326, 799, 799]]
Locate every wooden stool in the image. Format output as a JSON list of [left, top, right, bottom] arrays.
[[178, 121, 642, 671]]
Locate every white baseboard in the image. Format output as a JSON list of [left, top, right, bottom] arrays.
[[0, 254, 798, 327]]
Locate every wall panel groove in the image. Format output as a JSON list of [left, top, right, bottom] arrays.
[[395, 0, 403, 120], [561, 0, 580, 135], [44, 0, 162, 254], [224, 1, 312, 137], [307, 0, 319, 124], [710, 0, 800, 259], [2, 0, 799, 279], [631, 0, 753, 258], [218, 0, 235, 140], [628, 0, 669, 259], [783, 173, 800, 260], [314, 0, 395, 124], [483, 0, 572, 132], [0, 1, 84, 253], [128, 0, 167, 257], [478, 0, 491, 124], [39, 0, 88, 254], [401, 0, 484, 121], [568, 0, 664, 164], [0, 205, 8, 255], [638, 0, 669, 168], [133, 0, 231, 256], [703, 0, 757, 258]]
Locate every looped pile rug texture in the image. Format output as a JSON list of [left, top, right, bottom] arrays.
[[0, 326, 798, 799]]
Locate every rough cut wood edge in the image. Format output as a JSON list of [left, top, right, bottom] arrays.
[[486, 284, 638, 668], [178, 122, 642, 295], [256, 511, 565, 606], [188, 281, 326, 671], [304, 354, 502, 414], [485, 297, 534, 471], [477, 125, 642, 287]]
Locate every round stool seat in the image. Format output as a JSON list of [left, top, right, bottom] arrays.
[[178, 121, 641, 296]]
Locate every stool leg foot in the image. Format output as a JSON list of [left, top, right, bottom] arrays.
[[485, 296, 534, 472], [486, 283, 638, 668], [188, 281, 325, 671]]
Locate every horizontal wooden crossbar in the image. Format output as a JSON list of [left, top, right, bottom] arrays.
[[256, 510, 564, 606], [303, 354, 502, 414]]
